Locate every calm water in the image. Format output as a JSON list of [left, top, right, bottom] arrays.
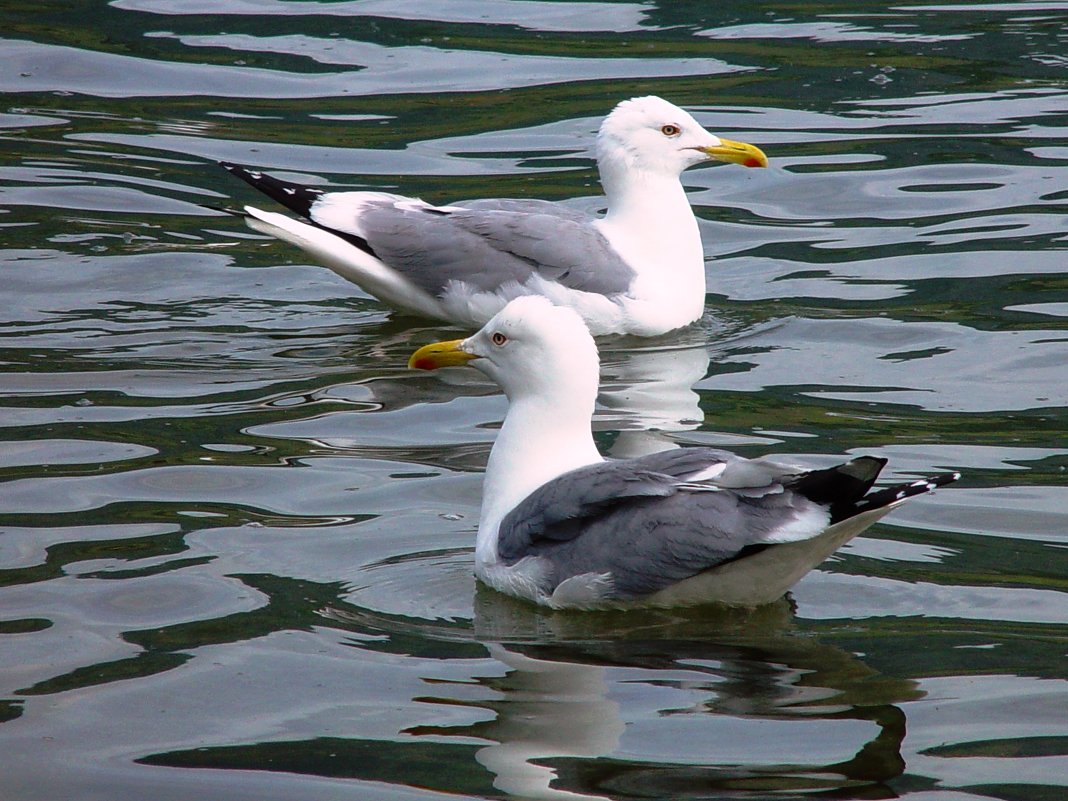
[[2, 2, 1067, 799]]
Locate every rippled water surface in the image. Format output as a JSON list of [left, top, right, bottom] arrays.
[[2, 2, 1067, 799]]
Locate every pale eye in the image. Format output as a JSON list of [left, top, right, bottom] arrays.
[[660, 124, 681, 137], [491, 332, 508, 346]]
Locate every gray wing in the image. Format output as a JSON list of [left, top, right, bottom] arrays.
[[636, 447, 846, 494], [497, 447, 748, 556], [219, 164, 635, 297], [621, 447, 743, 480], [317, 197, 637, 297], [536, 489, 817, 599], [496, 448, 854, 601], [497, 460, 686, 557], [455, 199, 589, 217], [495, 469, 811, 602]]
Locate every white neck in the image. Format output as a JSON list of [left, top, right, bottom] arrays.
[[600, 161, 693, 223], [594, 165, 706, 333], [476, 393, 602, 567]]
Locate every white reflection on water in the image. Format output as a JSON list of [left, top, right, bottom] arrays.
[[112, 0, 657, 33], [474, 644, 624, 800]]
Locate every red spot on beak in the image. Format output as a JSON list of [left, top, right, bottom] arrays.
[[744, 157, 763, 168], [411, 358, 435, 371]]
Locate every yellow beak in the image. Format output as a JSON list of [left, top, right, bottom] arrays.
[[408, 338, 478, 371], [698, 138, 768, 169]]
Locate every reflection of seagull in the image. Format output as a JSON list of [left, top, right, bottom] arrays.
[[475, 643, 622, 801], [409, 296, 959, 609], [459, 595, 914, 797], [596, 339, 710, 458], [220, 95, 767, 336]]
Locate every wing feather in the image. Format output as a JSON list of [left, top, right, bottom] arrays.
[[315, 197, 637, 297], [495, 452, 900, 602], [220, 163, 638, 299]]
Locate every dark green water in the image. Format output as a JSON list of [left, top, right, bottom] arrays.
[[1, 2, 1067, 799]]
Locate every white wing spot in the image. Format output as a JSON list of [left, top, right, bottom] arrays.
[[684, 463, 728, 482]]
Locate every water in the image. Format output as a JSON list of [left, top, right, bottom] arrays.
[[2, 2, 1067, 799]]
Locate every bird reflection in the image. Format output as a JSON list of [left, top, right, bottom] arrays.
[[469, 643, 624, 800], [272, 318, 714, 467], [403, 588, 919, 800], [595, 334, 709, 458]]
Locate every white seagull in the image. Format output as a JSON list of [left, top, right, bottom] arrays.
[[221, 96, 767, 337], [409, 296, 959, 609]]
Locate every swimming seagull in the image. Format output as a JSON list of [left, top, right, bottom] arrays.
[[220, 96, 767, 337], [409, 296, 960, 609]]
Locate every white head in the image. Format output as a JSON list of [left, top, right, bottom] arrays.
[[409, 296, 600, 406], [595, 95, 767, 180]]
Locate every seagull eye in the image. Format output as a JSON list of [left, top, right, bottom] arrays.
[[491, 332, 508, 346], [660, 124, 681, 137]]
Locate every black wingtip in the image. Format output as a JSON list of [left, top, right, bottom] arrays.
[[792, 457, 960, 524], [851, 469, 961, 518], [792, 455, 887, 513], [840, 455, 888, 483], [217, 161, 324, 220], [218, 160, 249, 176], [216, 160, 379, 258]]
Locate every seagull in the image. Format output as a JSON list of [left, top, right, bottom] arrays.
[[220, 96, 767, 337], [409, 296, 959, 609]]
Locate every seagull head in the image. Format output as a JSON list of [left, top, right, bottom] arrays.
[[409, 296, 600, 403], [596, 95, 767, 177]]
